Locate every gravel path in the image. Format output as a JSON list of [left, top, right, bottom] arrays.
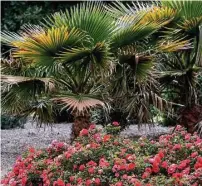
[[1, 122, 72, 177], [1, 122, 172, 178]]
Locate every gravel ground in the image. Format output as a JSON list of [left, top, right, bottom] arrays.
[[1, 122, 72, 177], [1, 122, 172, 177]]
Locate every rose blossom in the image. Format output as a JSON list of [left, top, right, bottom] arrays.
[[142, 172, 150, 179], [112, 121, 119, 126], [191, 152, 198, 158], [86, 179, 92, 186], [89, 124, 96, 130], [80, 129, 88, 136], [173, 144, 182, 150], [69, 176, 74, 182], [161, 161, 168, 169], [115, 172, 120, 177], [168, 164, 177, 174], [95, 178, 101, 185], [88, 167, 95, 174], [79, 164, 85, 171], [115, 181, 123, 186]]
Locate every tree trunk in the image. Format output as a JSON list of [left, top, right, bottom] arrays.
[[72, 112, 91, 139], [177, 104, 202, 133]]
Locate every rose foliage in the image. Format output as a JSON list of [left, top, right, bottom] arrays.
[[1, 125, 202, 186]]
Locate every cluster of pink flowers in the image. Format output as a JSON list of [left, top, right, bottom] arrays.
[[1, 125, 202, 186], [112, 121, 119, 126]]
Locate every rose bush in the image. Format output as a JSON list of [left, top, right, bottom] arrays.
[[1, 125, 202, 186]]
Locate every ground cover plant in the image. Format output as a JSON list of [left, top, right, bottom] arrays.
[[1, 124, 202, 186]]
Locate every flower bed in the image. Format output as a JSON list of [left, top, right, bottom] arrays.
[[1, 125, 202, 186]]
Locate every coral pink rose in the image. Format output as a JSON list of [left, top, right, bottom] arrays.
[[168, 164, 177, 174], [80, 129, 88, 136], [173, 144, 182, 150], [161, 161, 168, 169], [191, 152, 198, 158], [127, 163, 135, 171], [88, 167, 95, 174], [95, 178, 101, 185], [112, 121, 119, 126], [89, 124, 96, 130], [115, 181, 123, 186], [86, 179, 92, 186], [79, 164, 85, 171]]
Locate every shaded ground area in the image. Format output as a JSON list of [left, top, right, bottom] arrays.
[[1, 122, 172, 177]]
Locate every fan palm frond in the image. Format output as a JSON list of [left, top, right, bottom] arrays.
[[52, 94, 105, 114], [162, 0, 202, 19], [43, 2, 115, 45], [30, 99, 55, 126], [139, 6, 177, 26], [125, 92, 168, 123], [1, 75, 55, 92], [158, 37, 192, 52], [178, 17, 202, 34], [1, 74, 55, 116], [111, 22, 159, 49], [2, 26, 87, 68], [106, 1, 153, 19], [19, 24, 46, 38], [162, 0, 202, 35], [1, 31, 24, 47], [59, 42, 113, 75]]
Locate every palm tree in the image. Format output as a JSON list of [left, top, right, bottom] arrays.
[[1, 58, 107, 137], [156, 0, 202, 133], [104, 1, 190, 124], [1, 1, 165, 133], [158, 0, 202, 105], [1, 2, 114, 137]]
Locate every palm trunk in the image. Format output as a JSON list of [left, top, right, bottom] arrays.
[[71, 111, 91, 139]]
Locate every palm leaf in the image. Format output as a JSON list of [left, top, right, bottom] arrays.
[[2, 27, 86, 69], [1, 75, 55, 116], [1, 75, 55, 92], [158, 37, 192, 52], [111, 22, 159, 49], [30, 99, 55, 126], [1, 31, 24, 47], [43, 2, 115, 45], [139, 6, 177, 26], [52, 94, 105, 114], [178, 17, 202, 34], [106, 1, 153, 19], [162, 0, 202, 35], [59, 42, 113, 76], [162, 0, 202, 19], [196, 25, 202, 67]]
